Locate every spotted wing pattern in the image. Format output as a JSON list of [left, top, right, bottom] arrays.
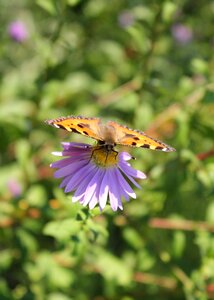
[[45, 116, 175, 152], [45, 116, 103, 141], [107, 121, 175, 152]]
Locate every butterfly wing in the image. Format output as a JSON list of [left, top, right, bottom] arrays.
[[107, 121, 175, 152], [45, 116, 103, 141]]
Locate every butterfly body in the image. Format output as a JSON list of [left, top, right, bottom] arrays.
[[45, 116, 175, 152]]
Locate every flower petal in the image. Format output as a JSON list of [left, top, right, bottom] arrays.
[[89, 190, 99, 209], [119, 152, 133, 161], [65, 163, 97, 193], [62, 142, 91, 150], [72, 168, 98, 202], [54, 160, 87, 178], [119, 161, 146, 179], [99, 171, 109, 210], [115, 168, 136, 199], [111, 169, 123, 210], [72, 181, 88, 202], [119, 168, 142, 188], [51, 157, 75, 168], [61, 151, 90, 159], [59, 175, 73, 188], [108, 169, 123, 211], [83, 168, 104, 204]]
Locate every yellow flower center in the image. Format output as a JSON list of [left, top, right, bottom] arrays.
[[91, 145, 118, 167]]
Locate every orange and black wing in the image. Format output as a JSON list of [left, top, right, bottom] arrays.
[[108, 121, 175, 152], [45, 116, 103, 141]]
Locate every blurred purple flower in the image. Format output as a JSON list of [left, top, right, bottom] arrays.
[[7, 179, 22, 197], [118, 10, 135, 28], [171, 23, 193, 44], [51, 142, 146, 211], [8, 21, 28, 42]]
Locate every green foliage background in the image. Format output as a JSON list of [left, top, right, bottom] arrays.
[[0, 0, 214, 299]]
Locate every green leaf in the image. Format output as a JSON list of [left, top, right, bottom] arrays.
[[43, 219, 82, 241], [0, 279, 11, 299], [26, 185, 47, 207], [202, 89, 214, 104], [25, 252, 74, 288], [48, 293, 73, 300], [0, 250, 13, 270], [36, 0, 57, 15], [95, 250, 132, 285], [123, 227, 144, 250], [15, 139, 31, 166], [206, 202, 214, 223], [16, 228, 38, 253], [67, 0, 81, 6], [172, 231, 186, 258], [162, 2, 177, 22]]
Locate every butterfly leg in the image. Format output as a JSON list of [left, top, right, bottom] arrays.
[[90, 144, 119, 166], [101, 144, 118, 163], [89, 145, 103, 162]]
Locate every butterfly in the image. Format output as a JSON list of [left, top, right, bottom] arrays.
[[45, 116, 175, 152]]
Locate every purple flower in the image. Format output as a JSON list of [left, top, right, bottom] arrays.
[[118, 10, 135, 28], [171, 23, 193, 44], [8, 21, 28, 42], [51, 142, 146, 211], [7, 179, 22, 197]]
